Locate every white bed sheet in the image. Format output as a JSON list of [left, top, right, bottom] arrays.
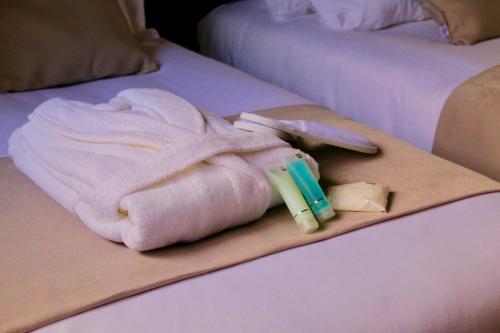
[[199, 0, 500, 151], [37, 193, 500, 333], [0, 41, 498, 333]]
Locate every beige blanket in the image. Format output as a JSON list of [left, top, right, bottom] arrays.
[[1, 106, 499, 333], [433, 65, 500, 181]]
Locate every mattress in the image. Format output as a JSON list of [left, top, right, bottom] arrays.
[[199, 0, 500, 151], [1, 42, 499, 332]]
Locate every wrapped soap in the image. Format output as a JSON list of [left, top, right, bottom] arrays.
[[327, 182, 389, 212]]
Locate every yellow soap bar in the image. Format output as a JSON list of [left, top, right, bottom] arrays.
[[327, 182, 389, 212]]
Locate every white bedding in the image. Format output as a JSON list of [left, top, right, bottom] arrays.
[[1, 41, 499, 333], [199, 0, 500, 151]]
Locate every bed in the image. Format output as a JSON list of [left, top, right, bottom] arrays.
[[0, 38, 498, 333], [199, 0, 500, 180], [1, 2, 500, 332]]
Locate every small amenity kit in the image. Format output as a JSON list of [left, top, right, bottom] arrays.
[[8, 88, 389, 250], [267, 155, 391, 233], [234, 110, 389, 232], [267, 154, 335, 233], [328, 182, 390, 212]]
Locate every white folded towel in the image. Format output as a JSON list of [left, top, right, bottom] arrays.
[[9, 88, 318, 251]]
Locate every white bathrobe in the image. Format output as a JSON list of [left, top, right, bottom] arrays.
[[9, 88, 318, 251]]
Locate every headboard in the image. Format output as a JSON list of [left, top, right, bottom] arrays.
[[144, 0, 234, 51]]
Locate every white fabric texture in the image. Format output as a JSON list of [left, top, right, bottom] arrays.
[[264, 0, 313, 20], [8, 88, 317, 251], [199, 0, 500, 151], [310, 0, 429, 31]]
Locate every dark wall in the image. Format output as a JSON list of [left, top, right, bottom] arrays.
[[144, 1, 234, 51]]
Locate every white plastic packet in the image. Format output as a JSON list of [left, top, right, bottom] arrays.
[[327, 182, 389, 212]]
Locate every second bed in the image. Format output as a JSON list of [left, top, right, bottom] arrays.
[[199, 0, 500, 179]]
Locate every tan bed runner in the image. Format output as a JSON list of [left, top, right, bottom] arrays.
[[1, 106, 499, 333], [433, 64, 500, 181]]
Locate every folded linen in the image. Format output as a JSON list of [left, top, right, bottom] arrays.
[[8, 88, 318, 251]]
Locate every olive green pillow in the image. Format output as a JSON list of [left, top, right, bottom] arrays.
[[0, 0, 159, 92], [420, 0, 500, 45]]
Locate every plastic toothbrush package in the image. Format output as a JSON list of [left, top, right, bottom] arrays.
[[234, 112, 379, 154]]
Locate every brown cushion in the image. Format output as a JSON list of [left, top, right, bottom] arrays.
[[0, 0, 159, 92], [420, 0, 500, 45]]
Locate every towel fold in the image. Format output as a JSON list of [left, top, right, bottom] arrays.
[[9, 88, 318, 251]]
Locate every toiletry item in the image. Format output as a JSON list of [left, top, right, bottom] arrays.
[[239, 112, 378, 154], [287, 154, 335, 223], [327, 182, 389, 212], [234, 119, 294, 141], [267, 166, 319, 233]]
